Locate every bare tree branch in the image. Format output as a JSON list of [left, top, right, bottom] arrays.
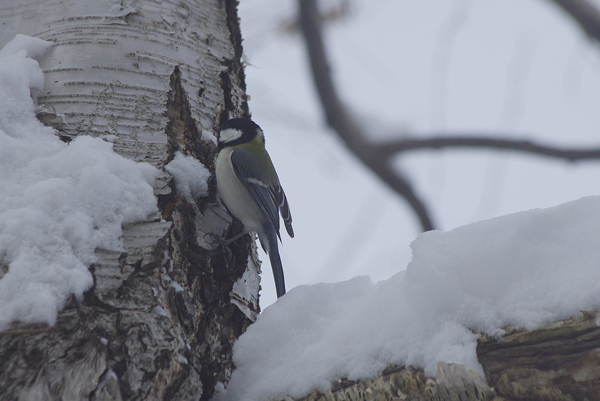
[[299, 0, 600, 233], [549, 0, 600, 43], [374, 135, 600, 161], [298, 0, 435, 232]]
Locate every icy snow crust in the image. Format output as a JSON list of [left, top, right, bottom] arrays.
[[0, 36, 158, 330], [217, 196, 600, 400]]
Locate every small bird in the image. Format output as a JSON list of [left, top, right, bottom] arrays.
[[214, 118, 294, 298]]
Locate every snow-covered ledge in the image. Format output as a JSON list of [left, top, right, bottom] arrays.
[[215, 196, 600, 401]]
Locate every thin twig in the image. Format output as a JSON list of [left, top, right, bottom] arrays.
[[374, 135, 600, 161], [298, 0, 435, 231]]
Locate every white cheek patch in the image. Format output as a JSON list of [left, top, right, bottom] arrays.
[[219, 128, 243, 144]]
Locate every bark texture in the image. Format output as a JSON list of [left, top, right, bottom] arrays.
[[0, 1, 257, 400], [282, 311, 600, 401], [478, 311, 600, 401], [293, 363, 496, 401]]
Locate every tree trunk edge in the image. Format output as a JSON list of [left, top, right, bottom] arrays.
[[0, 0, 258, 397]]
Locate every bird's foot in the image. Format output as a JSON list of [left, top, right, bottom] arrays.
[[204, 232, 234, 264]]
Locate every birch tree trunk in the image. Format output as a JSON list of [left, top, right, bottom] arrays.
[[0, 1, 259, 400]]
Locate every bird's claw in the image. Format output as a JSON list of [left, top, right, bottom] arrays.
[[204, 232, 227, 246], [204, 232, 234, 264]]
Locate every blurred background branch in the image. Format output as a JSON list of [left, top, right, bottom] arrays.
[[298, 0, 600, 233], [549, 0, 600, 42], [374, 136, 600, 161], [298, 0, 435, 231]]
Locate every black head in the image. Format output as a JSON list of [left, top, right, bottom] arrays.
[[215, 118, 265, 150]]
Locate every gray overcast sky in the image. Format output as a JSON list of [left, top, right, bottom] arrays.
[[239, 0, 600, 306]]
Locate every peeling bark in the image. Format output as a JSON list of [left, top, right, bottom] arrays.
[[293, 363, 496, 401], [286, 311, 600, 401], [0, 1, 257, 400], [478, 311, 600, 401]]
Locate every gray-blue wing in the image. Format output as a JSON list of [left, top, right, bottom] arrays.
[[274, 185, 294, 238], [230, 148, 281, 239]]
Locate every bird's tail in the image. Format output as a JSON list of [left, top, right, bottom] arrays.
[[268, 241, 286, 298], [260, 229, 287, 298]]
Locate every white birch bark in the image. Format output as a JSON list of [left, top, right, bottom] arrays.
[[0, 1, 259, 399]]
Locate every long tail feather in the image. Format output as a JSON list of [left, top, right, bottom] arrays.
[[268, 242, 286, 298]]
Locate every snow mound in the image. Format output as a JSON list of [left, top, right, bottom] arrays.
[[165, 151, 210, 206], [216, 196, 600, 400], [0, 35, 159, 330]]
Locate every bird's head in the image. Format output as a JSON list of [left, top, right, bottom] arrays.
[[214, 118, 265, 150]]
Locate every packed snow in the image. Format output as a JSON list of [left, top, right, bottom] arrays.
[[165, 151, 210, 206], [0, 35, 159, 330], [216, 196, 600, 400]]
